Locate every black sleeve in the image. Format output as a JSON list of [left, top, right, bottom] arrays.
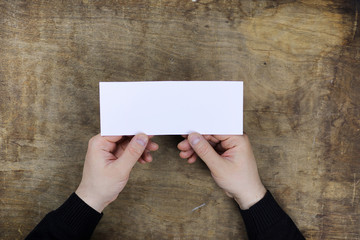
[[25, 193, 103, 240], [240, 190, 305, 240]]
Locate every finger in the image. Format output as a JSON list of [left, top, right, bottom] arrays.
[[117, 134, 148, 171], [142, 150, 153, 162], [215, 143, 227, 153], [209, 136, 220, 144], [187, 153, 197, 164], [204, 135, 220, 144], [178, 137, 217, 151], [137, 156, 148, 163], [188, 132, 222, 169], [209, 140, 217, 148], [179, 149, 194, 159], [89, 134, 118, 153], [113, 138, 130, 158], [146, 141, 159, 151], [138, 158, 147, 164], [177, 139, 192, 151], [115, 138, 158, 159], [103, 135, 123, 143], [213, 135, 246, 150], [178, 139, 217, 159]]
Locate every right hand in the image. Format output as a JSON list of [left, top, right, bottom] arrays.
[[177, 133, 266, 210]]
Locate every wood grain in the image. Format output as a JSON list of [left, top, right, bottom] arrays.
[[0, 0, 359, 239]]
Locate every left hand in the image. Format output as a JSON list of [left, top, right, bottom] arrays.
[[75, 133, 159, 213]]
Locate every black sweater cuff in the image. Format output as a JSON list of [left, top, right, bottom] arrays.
[[54, 192, 103, 237], [240, 190, 287, 239]]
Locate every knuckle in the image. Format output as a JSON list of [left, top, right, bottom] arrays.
[[241, 134, 249, 141], [128, 144, 142, 157], [230, 137, 240, 146], [230, 136, 245, 147], [88, 136, 98, 147], [238, 135, 249, 146]]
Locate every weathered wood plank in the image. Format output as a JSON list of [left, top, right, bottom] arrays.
[[0, 0, 359, 239]]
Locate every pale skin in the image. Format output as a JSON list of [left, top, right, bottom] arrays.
[[76, 132, 266, 213], [178, 133, 266, 209], [75, 134, 159, 213]]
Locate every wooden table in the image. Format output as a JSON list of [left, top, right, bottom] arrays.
[[1, 1, 359, 239]]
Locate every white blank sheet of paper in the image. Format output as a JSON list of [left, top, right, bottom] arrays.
[[99, 81, 243, 136]]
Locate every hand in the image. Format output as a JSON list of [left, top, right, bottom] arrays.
[[177, 133, 266, 210], [75, 134, 159, 213]]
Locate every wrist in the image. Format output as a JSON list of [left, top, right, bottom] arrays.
[[75, 185, 108, 213], [234, 184, 267, 210]]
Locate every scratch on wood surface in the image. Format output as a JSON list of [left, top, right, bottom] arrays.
[[320, 203, 324, 240], [3, 173, 5, 189], [17, 225, 23, 236], [312, 135, 316, 149], [352, 173, 359, 206], [191, 203, 206, 212], [351, 3, 358, 41]]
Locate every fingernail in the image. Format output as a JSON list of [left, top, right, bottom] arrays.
[[191, 136, 200, 145], [136, 136, 147, 146]]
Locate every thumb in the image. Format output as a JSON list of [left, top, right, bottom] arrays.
[[117, 133, 148, 172], [188, 132, 221, 170]]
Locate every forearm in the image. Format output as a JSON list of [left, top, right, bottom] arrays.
[[240, 190, 305, 240], [25, 193, 102, 240]]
